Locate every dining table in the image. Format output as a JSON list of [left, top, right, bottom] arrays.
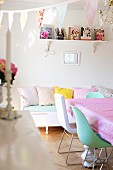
[[65, 98, 113, 167]]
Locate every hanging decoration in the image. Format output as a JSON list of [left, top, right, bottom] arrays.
[[0, 11, 3, 28], [20, 11, 28, 32], [99, 0, 113, 30], [0, 0, 100, 32], [8, 11, 14, 29], [42, 8, 57, 25], [56, 1, 68, 31], [36, 9, 45, 30], [83, 0, 99, 27]]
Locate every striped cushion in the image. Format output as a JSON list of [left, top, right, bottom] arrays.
[[54, 86, 73, 99]]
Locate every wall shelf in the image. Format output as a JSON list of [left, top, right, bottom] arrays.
[[39, 39, 107, 53]]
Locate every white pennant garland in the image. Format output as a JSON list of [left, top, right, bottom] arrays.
[[20, 11, 28, 32], [0, 11, 3, 25], [8, 11, 14, 29], [56, 1, 68, 31]]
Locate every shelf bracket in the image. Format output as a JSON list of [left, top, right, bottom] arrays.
[[44, 41, 55, 57], [45, 41, 51, 52], [93, 42, 97, 53]]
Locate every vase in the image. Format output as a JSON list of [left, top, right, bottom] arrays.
[[0, 86, 3, 104]]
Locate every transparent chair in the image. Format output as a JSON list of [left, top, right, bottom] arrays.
[[54, 93, 83, 165], [71, 106, 113, 170]]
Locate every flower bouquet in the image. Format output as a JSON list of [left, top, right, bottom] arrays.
[[0, 59, 18, 85]]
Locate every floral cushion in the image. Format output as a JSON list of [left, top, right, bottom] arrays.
[[96, 85, 113, 97]]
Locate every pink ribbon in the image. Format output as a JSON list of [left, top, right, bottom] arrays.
[[83, 0, 99, 27]]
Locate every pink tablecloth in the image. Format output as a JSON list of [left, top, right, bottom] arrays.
[[66, 98, 113, 145]]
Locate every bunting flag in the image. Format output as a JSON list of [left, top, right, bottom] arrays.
[[0, 11, 3, 26], [36, 9, 45, 30], [56, 1, 68, 31], [20, 11, 28, 32], [8, 11, 14, 29], [43, 8, 57, 25], [83, 0, 99, 27]]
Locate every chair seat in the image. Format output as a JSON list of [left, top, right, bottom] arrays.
[[69, 122, 76, 129], [96, 134, 111, 144]]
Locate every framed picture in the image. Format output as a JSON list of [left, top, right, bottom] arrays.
[[94, 28, 104, 41], [63, 51, 80, 65], [55, 27, 65, 40], [68, 26, 80, 40], [40, 27, 53, 39], [81, 27, 92, 40]]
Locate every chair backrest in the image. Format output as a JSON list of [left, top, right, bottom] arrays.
[[71, 106, 111, 148], [85, 92, 104, 98], [54, 93, 76, 133]]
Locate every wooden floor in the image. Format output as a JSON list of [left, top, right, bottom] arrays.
[[39, 127, 113, 170]]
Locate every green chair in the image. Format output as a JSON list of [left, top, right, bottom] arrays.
[[71, 106, 113, 170], [85, 92, 104, 98]]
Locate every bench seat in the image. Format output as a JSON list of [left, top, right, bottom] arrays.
[[23, 104, 60, 134], [24, 105, 56, 112]]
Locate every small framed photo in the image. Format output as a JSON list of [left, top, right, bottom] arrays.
[[40, 27, 52, 39], [63, 51, 80, 65]]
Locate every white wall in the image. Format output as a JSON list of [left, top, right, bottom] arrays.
[[0, 9, 113, 109]]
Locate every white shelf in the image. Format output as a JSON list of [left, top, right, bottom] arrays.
[[38, 39, 107, 53], [39, 39, 106, 42]]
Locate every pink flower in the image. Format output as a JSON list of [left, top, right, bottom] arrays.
[[41, 31, 49, 39], [11, 63, 18, 76], [0, 58, 18, 85]]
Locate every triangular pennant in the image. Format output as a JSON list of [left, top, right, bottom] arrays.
[[56, 1, 68, 31], [42, 8, 56, 24], [83, 0, 99, 27], [0, 11, 3, 27], [20, 11, 28, 32], [36, 9, 45, 30], [8, 11, 14, 29]]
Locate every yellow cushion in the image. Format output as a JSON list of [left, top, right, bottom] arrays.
[[54, 86, 73, 99]]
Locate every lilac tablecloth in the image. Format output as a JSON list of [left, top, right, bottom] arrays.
[[66, 98, 113, 145]]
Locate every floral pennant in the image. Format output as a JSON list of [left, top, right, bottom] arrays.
[[36, 9, 45, 30], [56, 1, 68, 31], [20, 11, 28, 32], [8, 11, 14, 29], [83, 0, 99, 27]]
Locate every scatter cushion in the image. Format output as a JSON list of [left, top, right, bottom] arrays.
[[73, 87, 97, 98], [17, 87, 39, 107], [96, 85, 113, 97], [54, 86, 73, 99], [36, 86, 55, 106]]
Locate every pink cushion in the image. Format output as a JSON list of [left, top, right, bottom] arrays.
[[18, 87, 39, 107], [73, 87, 97, 98]]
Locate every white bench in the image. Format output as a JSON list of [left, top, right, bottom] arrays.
[[20, 96, 60, 134]]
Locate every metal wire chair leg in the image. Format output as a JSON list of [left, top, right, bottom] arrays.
[[100, 147, 113, 170], [58, 129, 83, 166], [58, 129, 65, 153], [66, 134, 74, 165]]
